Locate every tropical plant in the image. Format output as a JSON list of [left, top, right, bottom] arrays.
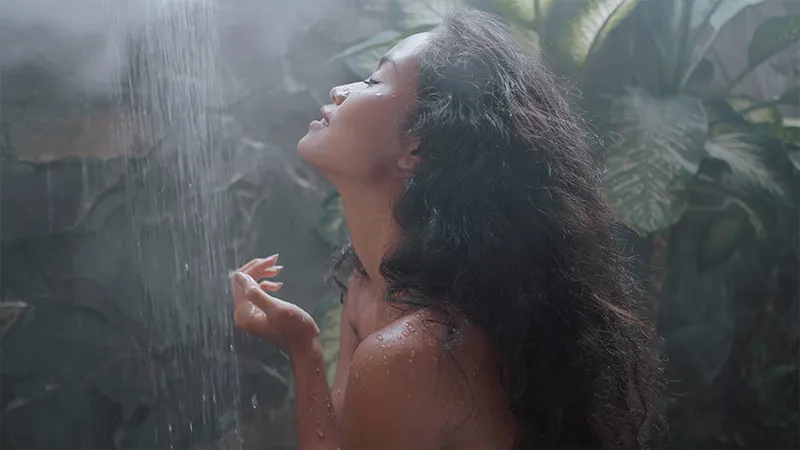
[[318, 0, 800, 447], [326, 0, 799, 268]]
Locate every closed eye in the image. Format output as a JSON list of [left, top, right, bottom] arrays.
[[363, 77, 380, 86]]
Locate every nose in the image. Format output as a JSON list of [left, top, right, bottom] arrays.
[[330, 85, 349, 105]]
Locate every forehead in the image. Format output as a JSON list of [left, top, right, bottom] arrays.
[[386, 32, 432, 61], [379, 32, 431, 74]]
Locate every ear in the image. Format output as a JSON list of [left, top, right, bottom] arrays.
[[396, 136, 421, 171]]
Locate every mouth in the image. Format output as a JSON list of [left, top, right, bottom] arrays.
[[319, 106, 333, 127]]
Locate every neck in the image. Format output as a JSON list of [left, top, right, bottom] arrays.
[[338, 184, 403, 289]]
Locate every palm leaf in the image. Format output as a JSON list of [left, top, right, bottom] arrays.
[[546, 0, 641, 75], [597, 88, 707, 233]]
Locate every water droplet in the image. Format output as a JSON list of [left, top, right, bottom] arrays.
[[374, 92, 384, 97], [433, 356, 438, 363], [402, 330, 410, 337], [251, 393, 258, 409], [317, 424, 325, 438], [376, 334, 384, 341], [410, 350, 416, 358], [386, 369, 391, 375], [168, 424, 173, 432]]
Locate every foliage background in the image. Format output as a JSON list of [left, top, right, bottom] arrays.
[[0, 0, 797, 449]]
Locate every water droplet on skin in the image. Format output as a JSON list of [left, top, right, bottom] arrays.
[[433, 356, 438, 363], [374, 92, 384, 97], [402, 330, 410, 337], [317, 426, 325, 438], [251, 393, 258, 409], [410, 350, 416, 358], [386, 369, 391, 375], [377, 334, 384, 341]]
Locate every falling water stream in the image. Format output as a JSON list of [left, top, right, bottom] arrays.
[[105, 0, 241, 447]]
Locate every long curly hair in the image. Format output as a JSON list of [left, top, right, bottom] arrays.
[[329, 8, 663, 450]]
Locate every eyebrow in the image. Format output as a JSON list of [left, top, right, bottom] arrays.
[[378, 55, 396, 68]]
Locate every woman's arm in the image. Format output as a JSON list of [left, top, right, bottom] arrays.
[[231, 260, 452, 450]]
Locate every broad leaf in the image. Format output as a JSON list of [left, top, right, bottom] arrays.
[[393, 0, 464, 29], [726, 95, 781, 126], [510, 22, 541, 52], [747, 13, 800, 70], [492, 0, 556, 28], [546, 0, 641, 75], [599, 89, 707, 233], [705, 101, 789, 199], [679, 0, 766, 89], [316, 193, 349, 247]]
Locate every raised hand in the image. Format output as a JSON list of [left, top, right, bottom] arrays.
[[230, 255, 319, 354]]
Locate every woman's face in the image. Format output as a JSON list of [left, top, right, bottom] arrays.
[[297, 33, 431, 185]]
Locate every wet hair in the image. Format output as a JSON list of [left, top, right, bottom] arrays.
[[329, 8, 663, 450]]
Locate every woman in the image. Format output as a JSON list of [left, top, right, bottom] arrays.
[[230, 8, 661, 450]]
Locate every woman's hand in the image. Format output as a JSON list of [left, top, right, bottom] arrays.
[[230, 255, 319, 354]]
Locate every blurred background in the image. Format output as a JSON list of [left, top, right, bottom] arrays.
[[0, 0, 797, 449]]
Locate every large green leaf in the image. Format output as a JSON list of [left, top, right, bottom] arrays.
[[492, 0, 556, 28], [393, 0, 464, 29], [704, 133, 787, 200], [705, 100, 790, 200], [599, 89, 707, 233], [747, 13, 800, 70], [546, 0, 641, 75], [679, 0, 766, 89]]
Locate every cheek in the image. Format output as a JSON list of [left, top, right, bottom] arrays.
[[300, 99, 405, 179]]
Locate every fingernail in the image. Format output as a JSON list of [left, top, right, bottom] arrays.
[[274, 282, 284, 288], [233, 271, 249, 287], [271, 265, 284, 272], [269, 253, 280, 260]]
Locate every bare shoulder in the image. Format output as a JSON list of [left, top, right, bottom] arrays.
[[340, 310, 474, 448]]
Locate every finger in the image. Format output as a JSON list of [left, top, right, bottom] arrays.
[[239, 254, 279, 273], [234, 271, 278, 314], [253, 265, 283, 280], [260, 280, 283, 292]]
